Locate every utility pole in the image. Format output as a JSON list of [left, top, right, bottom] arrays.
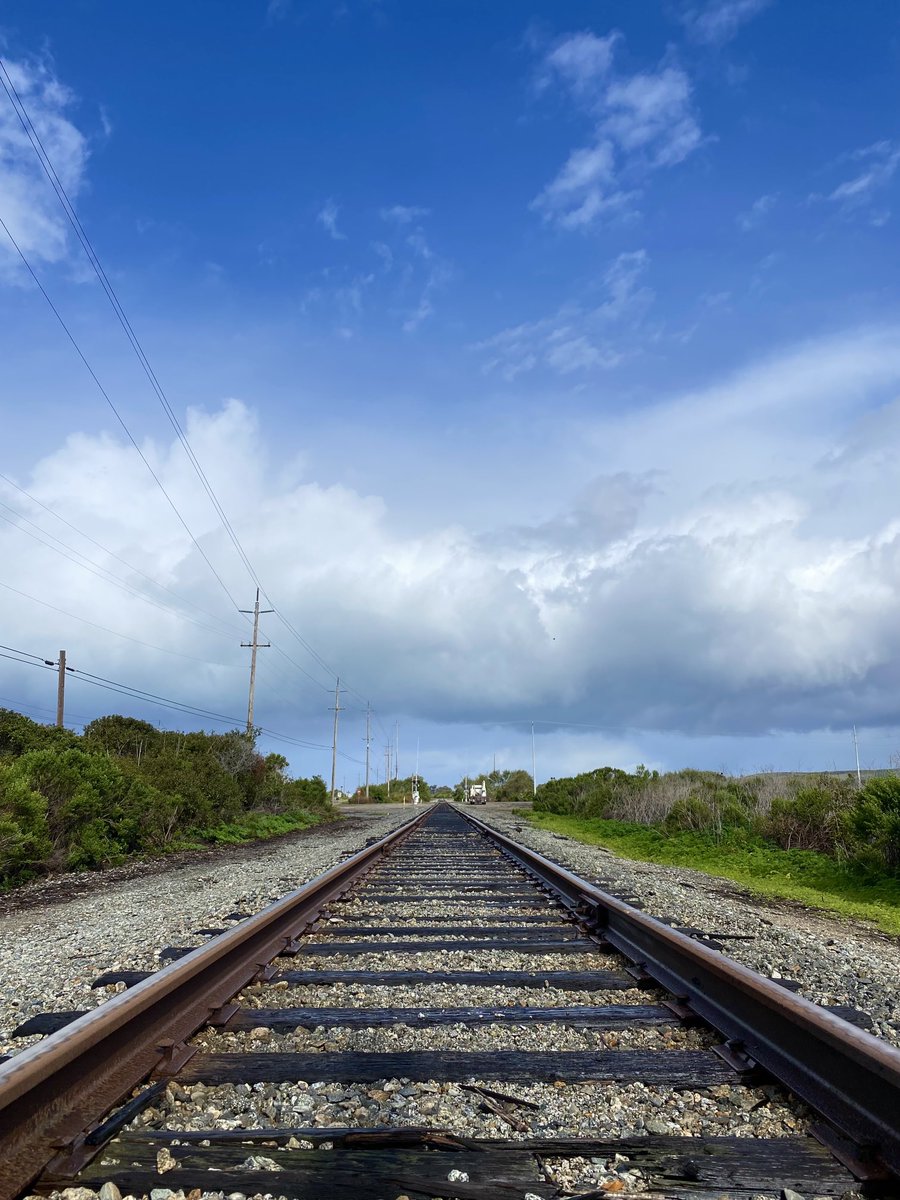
[[56, 650, 66, 728], [364, 703, 372, 798], [531, 721, 537, 797], [385, 744, 392, 800], [852, 725, 862, 790], [395, 721, 400, 780], [330, 677, 342, 803], [240, 589, 272, 734]]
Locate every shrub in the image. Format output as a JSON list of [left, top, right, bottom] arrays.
[[666, 796, 714, 831], [847, 776, 900, 873], [0, 766, 52, 883], [761, 779, 856, 855]]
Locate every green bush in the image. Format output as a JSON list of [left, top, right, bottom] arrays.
[[0, 711, 342, 887], [666, 796, 714, 831], [0, 765, 52, 883], [762, 780, 855, 855], [534, 766, 632, 818], [847, 776, 900, 873]]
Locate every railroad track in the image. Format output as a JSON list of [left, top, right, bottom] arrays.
[[1, 802, 899, 1199]]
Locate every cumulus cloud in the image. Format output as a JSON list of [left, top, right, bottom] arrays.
[[681, 0, 772, 46], [0, 55, 89, 279], [532, 32, 703, 229], [6, 326, 900, 752]]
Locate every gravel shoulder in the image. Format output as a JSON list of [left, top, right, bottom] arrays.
[[474, 804, 900, 1046], [0, 804, 415, 1059]]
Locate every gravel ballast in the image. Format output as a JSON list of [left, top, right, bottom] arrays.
[[0, 806, 415, 1059], [474, 804, 900, 1047], [5, 800, 886, 1200]]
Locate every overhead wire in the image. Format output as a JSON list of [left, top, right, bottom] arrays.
[[0, 470, 245, 637], [0, 58, 263, 595], [0, 215, 244, 615], [0, 579, 237, 667], [0, 500, 244, 643], [0, 60, 376, 719], [0, 645, 332, 751]]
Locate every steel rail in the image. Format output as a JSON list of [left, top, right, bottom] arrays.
[[0, 807, 431, 1200], [460, 806, 900, 1182]]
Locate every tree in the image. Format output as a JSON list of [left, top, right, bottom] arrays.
[[494, 769, 533, 803]]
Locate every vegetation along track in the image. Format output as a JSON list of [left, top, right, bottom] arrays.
[[1, 803, 900, 1199]]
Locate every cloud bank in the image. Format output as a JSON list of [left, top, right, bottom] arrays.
[[3, 326, 900, 755]]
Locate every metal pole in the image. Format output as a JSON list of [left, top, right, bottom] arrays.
[[853, 726, 862, 790], [56, 650, 66, 728], [330, 677, 341, 803], [364, 703, 371, 798], [531, 721, 537, 796]]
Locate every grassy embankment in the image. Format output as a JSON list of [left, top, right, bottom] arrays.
[[528, 809, 900, 935], [174, 808, 336, 850]]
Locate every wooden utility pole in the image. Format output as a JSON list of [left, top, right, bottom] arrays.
[[56, 650, 66, 728], [385, 744, 392, 800], [364, 703, 371, 798], [240, 589, 272, 734], [330, 677, 342, 803]]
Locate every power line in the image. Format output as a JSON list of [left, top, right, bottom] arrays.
[[0, 57, 263, 594], [0, 642, 52, 663], [0, 205, 352, 704], [0, 470, 244, 638], [0, 65, 376, 715], [0, 499, 242, 643], [0, 579, 236, 667], [0, 645, 331, 750], [0, 214, 244, 614]]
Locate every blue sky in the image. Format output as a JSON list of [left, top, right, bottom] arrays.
[[2, 0, 900, 786]]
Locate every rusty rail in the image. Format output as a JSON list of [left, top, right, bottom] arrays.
[[460, 807, 900, 1182], [0, 807, 430, 1200]]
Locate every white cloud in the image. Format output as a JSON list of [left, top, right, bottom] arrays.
[[682, 0, 772, 46], [737, 192, 777, 231], [476, 249, 651, 378], [380, 204, 430, 224], [532, 35, 703, 229], [602, 68, 702, 166], [0, 55, 89, 280], [316, 200, 346, 240], [305, 209, 449, 332], [597, 249, 653, 320], [6, 327, 900, 754], [813, 141, 900, 218], [538, 30, 619, 100]]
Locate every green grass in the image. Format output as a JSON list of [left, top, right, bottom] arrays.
[[528, 810, 900, 935], [176, 807, 338, 849]]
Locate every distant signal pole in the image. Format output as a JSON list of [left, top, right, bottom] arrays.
[[364, 702, 372, 798], [240, 589, 272, 734], [852, 725, 862, 790], [531, 721, 537, 796]]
